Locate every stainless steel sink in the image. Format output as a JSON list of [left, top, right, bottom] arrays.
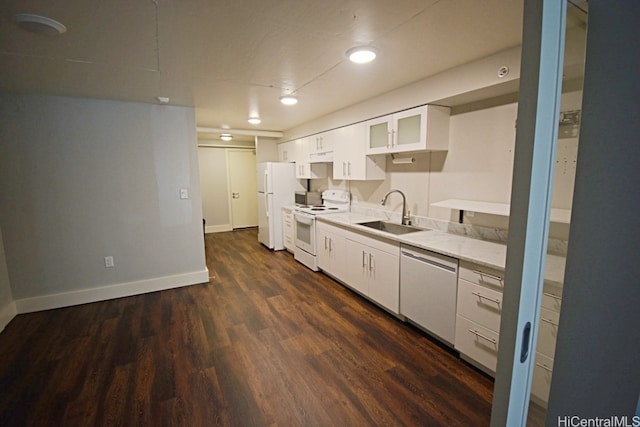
[[357, 220, 426, 235]]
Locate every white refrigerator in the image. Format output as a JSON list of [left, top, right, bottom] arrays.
[[257, 162, 302, 250]]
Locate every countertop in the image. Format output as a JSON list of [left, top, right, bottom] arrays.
[[317, 212, 565, 295]]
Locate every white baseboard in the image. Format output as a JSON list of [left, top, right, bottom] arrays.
[[205, 224, 232, 233], [14, 269, 210, 314], [0, 300, 17, 332]]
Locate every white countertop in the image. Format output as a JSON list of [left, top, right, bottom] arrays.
[[317, 212, 565, 294]]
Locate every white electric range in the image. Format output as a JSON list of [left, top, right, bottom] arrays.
[[293, 190, 350, 271]]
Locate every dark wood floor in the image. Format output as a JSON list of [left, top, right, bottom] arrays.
[[0, 228, 495, 426]]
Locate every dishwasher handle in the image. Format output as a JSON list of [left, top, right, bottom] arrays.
[[401, 250, 457, 273]]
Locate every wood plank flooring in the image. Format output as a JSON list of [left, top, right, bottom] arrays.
[[0, 228, 494, 426]]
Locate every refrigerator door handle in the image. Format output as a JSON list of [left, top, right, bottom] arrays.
[[265, 193, 270, 217], [263, 170, 268, 194]]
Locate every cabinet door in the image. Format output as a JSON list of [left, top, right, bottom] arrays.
[[367, 247, 400, 313], [344, 239, 369, 295], [334, 123, 385, 180], [393, 107, 427, 153], [282, 210, 294, 252], [316, 223, 332, 271], [278, 141, 295, 162], [295, 162, 308, 179], [333, 125, 355, 179], [327, 234, 347, 282], [365, 115, 392, 154], [309, 130, 335, 154], [297, 162, 327, 179]]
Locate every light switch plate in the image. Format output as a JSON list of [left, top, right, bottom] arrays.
[[180, 188, 189, 199]]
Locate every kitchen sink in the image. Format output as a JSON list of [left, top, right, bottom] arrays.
[[357, 220, 425, 235]]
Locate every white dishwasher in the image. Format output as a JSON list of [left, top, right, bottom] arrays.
[[400, 244, 458, 346]]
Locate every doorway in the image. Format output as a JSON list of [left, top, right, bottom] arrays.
[[227, 149, 258, 229]]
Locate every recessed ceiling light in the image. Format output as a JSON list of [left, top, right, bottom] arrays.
[[12, 13, 67, 36], [248, 117, 261, 125], [346, 46, 377, 64], [279, 95, 298, 106], [156, 96, 170, 104], [220, 133, 233, 141]]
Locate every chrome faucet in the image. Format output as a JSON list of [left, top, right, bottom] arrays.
[[381, 189, 411, 225]]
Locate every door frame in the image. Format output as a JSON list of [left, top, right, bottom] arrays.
[[490, 0, 567, 424]]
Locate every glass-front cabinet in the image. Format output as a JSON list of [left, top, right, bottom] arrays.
[[365, 105, 450, 155]]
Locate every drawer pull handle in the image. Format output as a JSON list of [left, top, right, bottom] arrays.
[[535, 362, 553, 372], [468, 329, 497, 345], [541, 317, 559, 327], [473, 270, 504, 285], [471, 291, 501, 305], [543, 291, 562, 301]]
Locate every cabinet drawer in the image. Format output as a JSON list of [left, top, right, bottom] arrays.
[[458, 261, 504, 292], [457, 279, 502, 333], [537, 307, 560, 358], [532, 352, 554, 406], [542, 291, 562, 313], [455, 315, 499, 373]]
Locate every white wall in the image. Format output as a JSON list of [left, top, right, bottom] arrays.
[[198, 146, 232, 232], [281, 46, 579, 239], [0, 94, 208, 312], [0, 226, 15, 331]]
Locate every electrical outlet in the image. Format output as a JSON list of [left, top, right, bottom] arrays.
[[104, 256, 114, 268]]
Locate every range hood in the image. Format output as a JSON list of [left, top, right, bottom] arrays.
[[309, 151, 334, 163]]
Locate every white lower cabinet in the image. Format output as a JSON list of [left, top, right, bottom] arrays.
[[532, 353, 554, 405], [455, 315, 500, 372], [531, 291, 562, 407], [282, 208, 295, 253], [318, 221, 400, 314], [344, 238, 370, 296], [364, 245, 399, 313], [344, 236, 399, 313], [454, 259, 562, 408], [454, 261, 505, 375], [316, 222, 347, 283]]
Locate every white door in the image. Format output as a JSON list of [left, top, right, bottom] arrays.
[[228, 150, 258, 229]]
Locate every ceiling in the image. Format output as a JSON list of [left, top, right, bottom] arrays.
[[1, 0, 527, 138]]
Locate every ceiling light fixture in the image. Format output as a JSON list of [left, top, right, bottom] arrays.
[[12, 13, 67, 35], [346, 46, 377, 64], [248, 117, 261, 125], [156, 96, 170, 104], [220, 133, 233, 141], [279, 95, 298, 106]]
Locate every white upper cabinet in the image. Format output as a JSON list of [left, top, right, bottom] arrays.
[[365, 105, 450, 154], [277, 140, 295, 162], [333, 122, 385, 181], [308, 129, 335, 155], [294, 137, 327, 179]]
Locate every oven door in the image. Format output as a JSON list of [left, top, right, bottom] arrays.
[[294, 211, 316, 255]]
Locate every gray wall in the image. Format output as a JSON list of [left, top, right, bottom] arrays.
[[0, 94, 208, 311], [547, 1, 640, 420]]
